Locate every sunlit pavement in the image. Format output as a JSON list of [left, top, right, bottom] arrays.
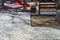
[[0, 10, 60, 40]]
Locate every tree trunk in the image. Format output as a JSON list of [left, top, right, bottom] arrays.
[[23, 0, 27, 10], [0, 0, 4, 8]]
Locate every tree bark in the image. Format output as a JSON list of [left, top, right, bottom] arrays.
[[0, 0, 4, 8], [23, 0, 27, 10]]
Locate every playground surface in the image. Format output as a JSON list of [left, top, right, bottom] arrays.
[[0, 9, 60, 40]]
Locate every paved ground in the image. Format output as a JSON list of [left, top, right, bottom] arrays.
[[0, 10, 60, 40]]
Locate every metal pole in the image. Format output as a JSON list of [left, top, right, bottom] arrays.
[[55, 0, 57, 21], [39, 1, 40, 15]]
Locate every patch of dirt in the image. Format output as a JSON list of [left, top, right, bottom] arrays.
[[30, 16, 60, 27]]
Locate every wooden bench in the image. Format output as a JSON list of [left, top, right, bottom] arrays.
[[40, 2, 56, 9]]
